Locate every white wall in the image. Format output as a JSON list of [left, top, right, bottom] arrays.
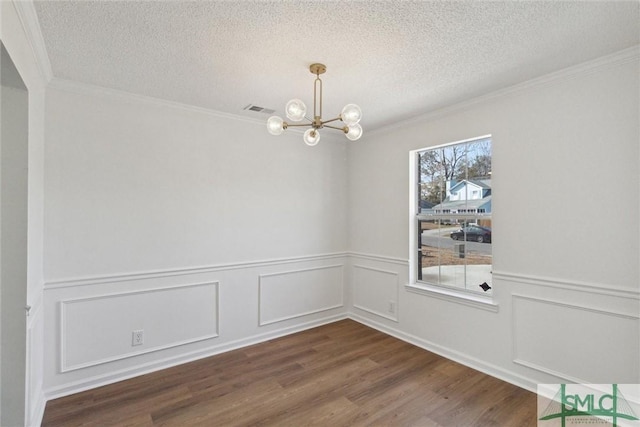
[[1, 1, 48, 425], [347, 49, 639, 389], [44, 86, 348, 279], [1, 67, 29, 427], [42, 83, 349, 396]]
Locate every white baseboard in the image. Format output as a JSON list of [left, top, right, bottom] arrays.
[[44, 313, 347, 401], [27, 388, 46, 427], [44, 311, 541, 403], [347, 313, 538, 393]]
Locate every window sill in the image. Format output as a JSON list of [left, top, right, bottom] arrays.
[[405, 282, 499, 312]]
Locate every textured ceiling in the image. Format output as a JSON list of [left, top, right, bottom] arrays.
[[33, 1, 639, 133]]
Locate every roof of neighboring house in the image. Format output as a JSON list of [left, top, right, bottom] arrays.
[[470, 179, 491, 189], [449, 179, 491, 192], [432, 195, 492, 211]]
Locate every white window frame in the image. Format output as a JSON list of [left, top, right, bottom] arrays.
[[407, 135, 498, 311]]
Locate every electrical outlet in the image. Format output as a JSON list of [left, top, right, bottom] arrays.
[[388, 301, 396, 314], [132, 330, 144, 346]]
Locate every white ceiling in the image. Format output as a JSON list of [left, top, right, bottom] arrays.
[[33, 1, 639, 133]]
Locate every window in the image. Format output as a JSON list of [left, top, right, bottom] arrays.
[[410, 135, 492, 296]]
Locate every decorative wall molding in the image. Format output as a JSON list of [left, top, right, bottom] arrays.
[[44, 252, 348, 289], [46, 77, 346, 141], [511, 294, 639, 383], [350, 251, 498, 312], [493, 270, 640, 300], [48, 77, 268, 127], [46, 41, 637, 143], [45, 44, 640, 144], [352, 265, 399, 322], [45, 313, 347, 401], [59, 281, 220, 372], [368, 45, 640, 137], [348, 252, 409, 265], [258, 264, 345, 326], [12, 0, 53, 82], [511, 294, 639, 321], [511, 359, 589, 386], [349, 313, 538, 393], [405, 283, 499, 312]]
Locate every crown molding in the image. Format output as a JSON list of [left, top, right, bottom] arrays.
[[47, 77, 268, 126], [369, 45, 640, 137], [47, 77, 347, 141], [12, 0, 53, 83]]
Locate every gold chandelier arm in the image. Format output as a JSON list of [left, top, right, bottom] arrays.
[[323, 124, 348, 132], [284, 123, 313, 128], [321, 116, 342, 125]]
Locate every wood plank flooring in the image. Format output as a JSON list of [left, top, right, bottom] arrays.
[[42, 319, 537, 426]]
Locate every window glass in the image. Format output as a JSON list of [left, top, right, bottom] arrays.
[[416, 137, 492, 294]]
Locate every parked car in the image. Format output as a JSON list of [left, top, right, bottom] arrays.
[[450, 226, 492, 243]]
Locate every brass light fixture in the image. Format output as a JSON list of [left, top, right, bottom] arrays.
[[267, 63, 362, 146]]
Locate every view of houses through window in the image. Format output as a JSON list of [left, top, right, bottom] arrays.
[[416, 136, 492, 294]]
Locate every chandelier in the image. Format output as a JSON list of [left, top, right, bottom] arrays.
[[266, 63, 362, 146]]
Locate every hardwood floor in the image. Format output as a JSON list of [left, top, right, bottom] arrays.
[[42, 319, 537, 426]]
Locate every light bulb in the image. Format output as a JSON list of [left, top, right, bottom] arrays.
[[285, 99, 307, 122], [267, 116, 284, 135], [341, 104, 362, 126], [345, 123, 362, 141], [303, 128, 320, 146]]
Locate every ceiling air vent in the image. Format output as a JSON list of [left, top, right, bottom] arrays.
[[243, 104, 275, 115]]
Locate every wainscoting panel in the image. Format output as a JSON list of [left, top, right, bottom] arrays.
[[352, 265, 399, 322], [259, 265, 344, 326], [60, 281, 219, 372], [512, 294, 639, 383]]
